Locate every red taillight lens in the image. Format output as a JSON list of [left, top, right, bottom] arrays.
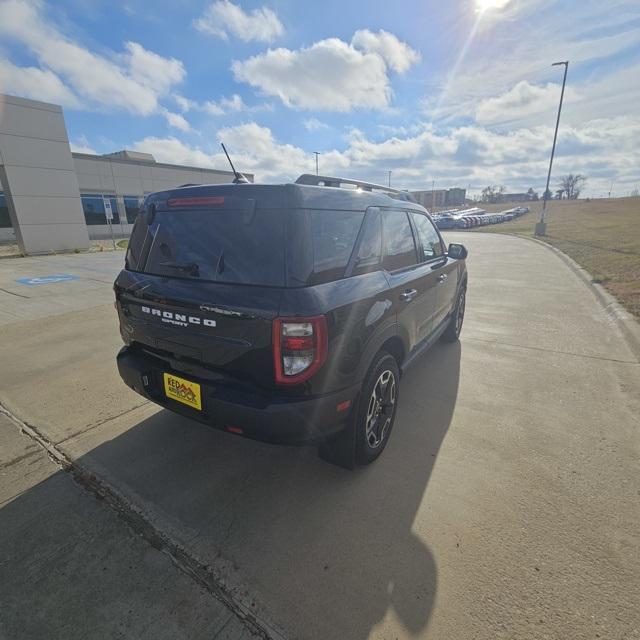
[[273, 316, 328, 385], [167, 196, 225, 207], [282, 335, 314, 350]]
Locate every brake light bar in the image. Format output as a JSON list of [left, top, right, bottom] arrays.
[[273, 316, 328, 385], [167, 196, 225, 207]]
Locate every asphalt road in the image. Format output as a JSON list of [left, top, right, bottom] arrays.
[[0, 233, 638, 639]]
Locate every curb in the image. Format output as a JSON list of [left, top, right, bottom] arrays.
[[0, 402, 285, 640], [504, 233, 640, 363]]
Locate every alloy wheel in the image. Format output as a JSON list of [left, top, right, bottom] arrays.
[[456, 291, 466, 335], [365, 370, 396, 449]]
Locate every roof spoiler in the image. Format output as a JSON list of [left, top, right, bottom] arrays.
[[295, 174, 416, 203]]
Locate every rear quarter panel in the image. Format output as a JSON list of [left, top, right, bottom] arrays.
[[278, 271, 397, 397]]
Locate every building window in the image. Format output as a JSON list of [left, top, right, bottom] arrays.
[[80, 194, 120, 225], [123, 196, 143, 224], [0, 192, 12, 229]]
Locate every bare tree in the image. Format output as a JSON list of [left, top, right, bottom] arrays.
[[559, 174, 586, 199], [481, 185, 506, 203]]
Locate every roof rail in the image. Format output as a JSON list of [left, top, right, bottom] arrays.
[[295, 174, 416, 203]]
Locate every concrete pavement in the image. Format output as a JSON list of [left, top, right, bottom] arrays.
[[0, 232, 638, 639], [0, 249, 123, 325], [0, 413, 260, 640]]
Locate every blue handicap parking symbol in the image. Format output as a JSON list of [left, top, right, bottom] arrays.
[[16, 274, 80, 286]]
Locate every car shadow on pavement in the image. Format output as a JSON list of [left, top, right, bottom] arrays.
[[2, 341, 460, 639]]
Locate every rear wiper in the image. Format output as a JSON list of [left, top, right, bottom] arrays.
[[159, 261, 200, 277]]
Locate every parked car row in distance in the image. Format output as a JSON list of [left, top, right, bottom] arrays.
[[433, 206, 530, 230]]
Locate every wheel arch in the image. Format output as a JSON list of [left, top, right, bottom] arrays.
[[354, 322, 408, 385], [379, 336, 405, 371]]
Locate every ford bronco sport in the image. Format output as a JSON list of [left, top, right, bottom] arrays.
[[114, 174, 468, 468]]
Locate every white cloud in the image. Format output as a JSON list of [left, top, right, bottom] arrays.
[[0, 59, 80, 107], [173, 94, 196, 113], [0, 0, 185, 115], [475, 81, 579, 126], [162, 110, 191, 132], [133, 115, 640, 197], [172, 92, 270, 116], [124, 41, 185, 96], [203, 93, 246, 115], [232, 30, 420, 112], [303, 118, 329, 131], [69, 135, 96, 155], [422, 0, 640, 128], [194, 0, 284, 42], [201, 101, 225, 117], [351, 29, 421, 73], [132, 136, 217, 168]]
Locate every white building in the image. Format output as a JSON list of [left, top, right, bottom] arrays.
[[0, 94, 249, 254]]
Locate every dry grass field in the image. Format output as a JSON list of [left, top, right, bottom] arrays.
[[471, 197, 640, 318]]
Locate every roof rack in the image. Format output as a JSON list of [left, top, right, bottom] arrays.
[[295, 174, 416, 203]]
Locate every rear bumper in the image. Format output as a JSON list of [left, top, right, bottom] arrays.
[[116, 346, 358, 444]]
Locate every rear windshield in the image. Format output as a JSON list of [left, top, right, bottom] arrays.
[[127, 207, 285, 287]]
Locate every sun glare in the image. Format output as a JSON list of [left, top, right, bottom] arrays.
[[476, 0, 511, 11]]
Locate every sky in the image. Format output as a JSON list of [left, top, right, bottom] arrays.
[[0, 0, 639, 198]]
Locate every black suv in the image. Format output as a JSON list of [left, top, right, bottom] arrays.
[[114, 175, 467, 468]]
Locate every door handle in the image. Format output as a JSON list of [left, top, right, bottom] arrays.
[[400, 288, 417, 302], [437, 273, 448, 283]]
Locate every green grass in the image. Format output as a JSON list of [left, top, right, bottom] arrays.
[[116, 239, 129, 249], [471, 197, 640, 318]]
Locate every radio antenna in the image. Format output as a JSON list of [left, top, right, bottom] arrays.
[[220, 142, 249, 184]]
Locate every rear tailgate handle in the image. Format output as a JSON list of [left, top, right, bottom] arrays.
[[400, 288, 418, 302]]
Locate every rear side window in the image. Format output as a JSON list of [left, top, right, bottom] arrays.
[[307, 210, 365, 285], [381, 210, 417, 271], [411, 213, 444, 261], [352, 209, 382, 276], [128, 207, 285, 287]]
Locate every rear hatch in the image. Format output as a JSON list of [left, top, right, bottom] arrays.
[[115, 191, 285, 389]]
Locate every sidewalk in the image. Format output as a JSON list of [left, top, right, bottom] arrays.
[[0, 413, 259, 640]]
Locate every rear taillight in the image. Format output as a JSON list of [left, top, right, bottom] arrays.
[[273, 316, 328, 385]]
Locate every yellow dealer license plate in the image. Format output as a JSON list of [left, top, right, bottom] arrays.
[[163, 373, 202, 411]]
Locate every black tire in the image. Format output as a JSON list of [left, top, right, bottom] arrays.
[[355, 351, 400, 465], [441, 285, 466, 343]]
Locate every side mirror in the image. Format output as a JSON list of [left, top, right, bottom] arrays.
[[448, 243, 468, 260]]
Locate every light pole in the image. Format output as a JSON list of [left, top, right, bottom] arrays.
[[313, 152, 320, 176], [536, 60, 569, 236], [388, 171, 392, 187]]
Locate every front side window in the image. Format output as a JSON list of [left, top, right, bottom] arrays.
[[411, 213, 444, 261], [381, 209, 417, 271]]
